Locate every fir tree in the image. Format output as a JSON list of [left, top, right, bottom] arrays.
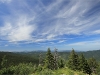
[[79, 54, 92, 75], [44, 48, 54, 70], [58, 56, 65, 68], [79, 54, 86, 71], [1, 55, 7, 68], [67, 49, 79, 70], [88, 57, 98, 74], [83, 60, 92, 75]]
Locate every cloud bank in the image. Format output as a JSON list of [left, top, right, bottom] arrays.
[[0, 0, 100, 51]]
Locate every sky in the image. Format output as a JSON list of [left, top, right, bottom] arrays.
[[0, 0, 100, 52]]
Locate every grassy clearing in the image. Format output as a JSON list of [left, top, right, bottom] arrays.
[[31, 67, 86, 75]]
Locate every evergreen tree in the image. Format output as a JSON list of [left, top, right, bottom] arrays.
[[82, 60, 92, 75], [1, 55, 7, 68], [79, 54, 92, 75], [67, 49, 79, 70], [53, 48, 59, 70], [79, 54, 86, 71], [88, 57, 98, 74], [58, 56, 65, 68], [44, 48, 54, 70]]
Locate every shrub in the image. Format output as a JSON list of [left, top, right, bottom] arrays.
[[39, 69, 53, 75], [0, 63, 34, 75]]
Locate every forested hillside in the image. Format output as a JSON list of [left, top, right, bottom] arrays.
[[0, 50, 100, 65], [0, 52, 38, 66], [0, 49, 100, 75], [58, 50, 100, 61]]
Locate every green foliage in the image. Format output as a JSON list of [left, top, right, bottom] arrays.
[[0, 52, 39, 66], [44, 48, 55, 70], [97, 62, 100, 74], [82, 60, 92, 75], [39, 69, 53, 75], [58, 57, 65, 68], [82, 50, 100, 61], [37, 65, 43, 72], [79, 54, 92, 75], [33, 67, 86, 75], [13, 63, 33, 75], [67, 49, 80, 70], [88, 57, 99, 74], [0, 49, 100, 75], [0, 63, 34, 75], [1, 55, 7, 68], [67, 50, 92, 75], [53, 48, 59, 70], [79, 54, 86, 71]]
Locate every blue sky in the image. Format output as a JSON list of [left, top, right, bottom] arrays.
[[0, 0, 100, 51]]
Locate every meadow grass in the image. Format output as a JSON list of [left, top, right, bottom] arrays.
[[31, 67, 86, 75]]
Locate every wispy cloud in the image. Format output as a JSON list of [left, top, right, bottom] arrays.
[[34, 0, 100, 41], [67, 40, 100, 50], [0, 15, 36, 42], [0, 0, 100, 51], [5, 44, 8, 47], [58, 40, 66, 43], [0, 0, 12, 3], [89, 30, 100, 35]]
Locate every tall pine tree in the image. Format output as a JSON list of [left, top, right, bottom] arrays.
[[79, 54, 92, 75], [44, 48, 54, 70], [58, 56, 65, 68], [67, 49, 79, 71], [79, 54, 86, 71], [88, 57, 98, 74], [83, 60, 92, 75]]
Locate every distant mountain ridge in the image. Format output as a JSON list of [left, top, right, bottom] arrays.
[[81, 50, 100, 61], [0, 50, 100, 64], [17, 49, 100, 61]]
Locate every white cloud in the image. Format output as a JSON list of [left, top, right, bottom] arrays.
[[66, 40, 100, 51], [68, 40, 100, 46], [34, 39, 46, 42], [68, 42, 87, 46], [49, 42, 55, 44], [0, 0, 12, 3], [58, 40, 66, 43], [8, 24, 35, 42], [0, 0, 100, 44], [92, 30, 100, 34], [46, 34, 56, 39], [31, 0, 100, 43], [5, 45, 8, 47], [0, 15, 36, 42], [42, 0, 100, 36]]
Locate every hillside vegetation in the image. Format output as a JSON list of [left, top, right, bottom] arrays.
[[0, 49, 100, 75], [31, 67, 88, 75]]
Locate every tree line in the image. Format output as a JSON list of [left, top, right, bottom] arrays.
[[0, 48, 99, 75], [42, 48, 99, 75]]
